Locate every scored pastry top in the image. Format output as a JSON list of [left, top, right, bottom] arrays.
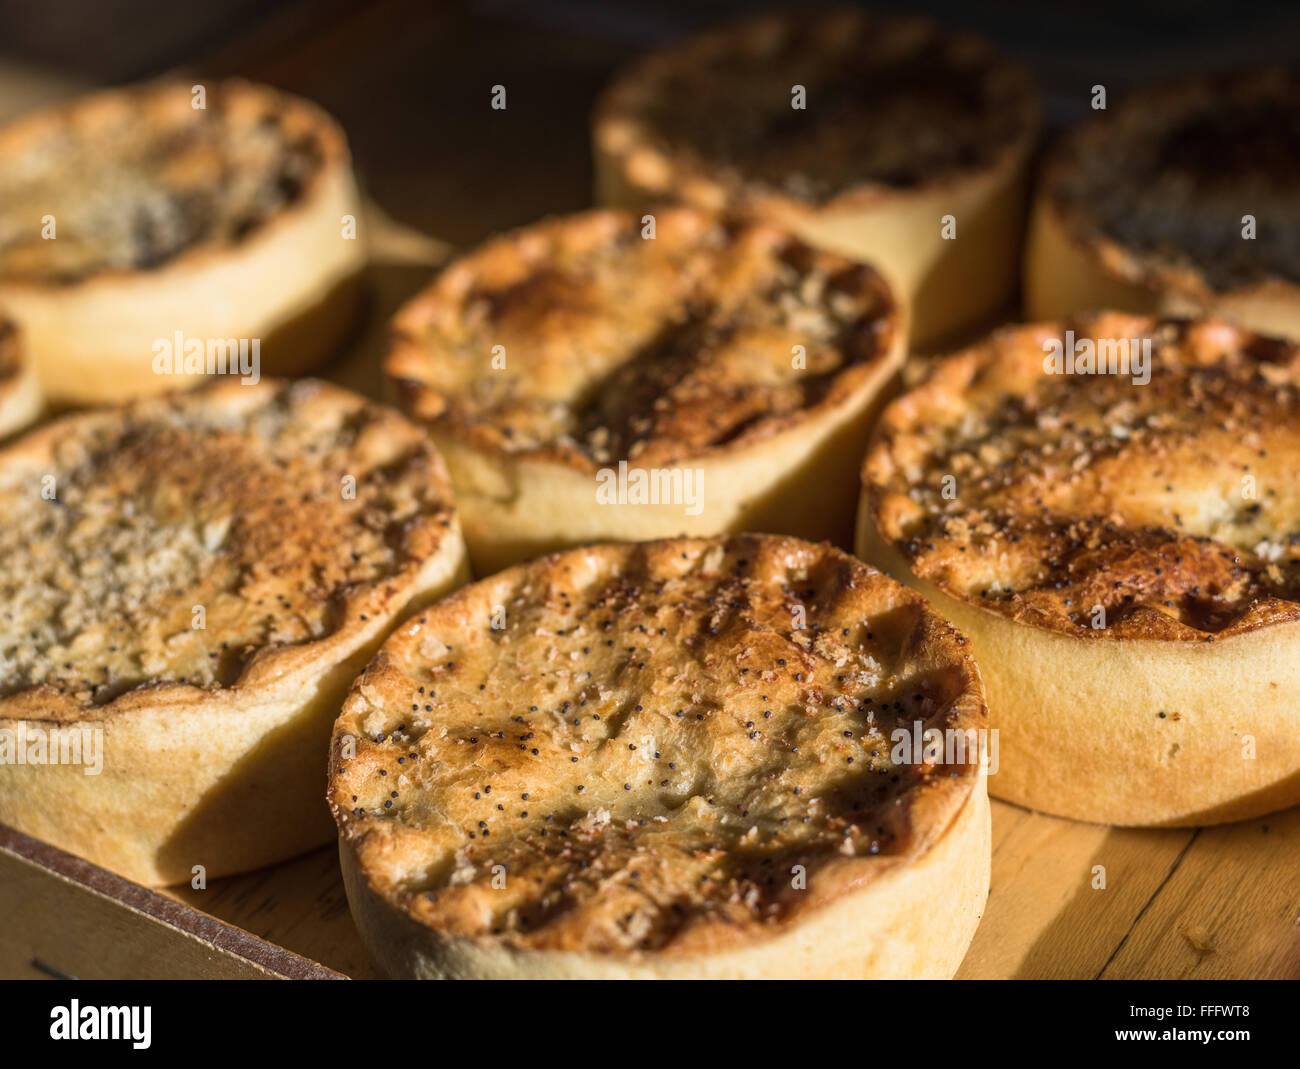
[[329, 534, 985, 958], [1042, 67, 1300, 294], [0, 379, 458, 718], [594, 9, 1039, 205], [385, 207, 901, 470], [864, 313, 1300, 640], [0, 79, 348, 285]]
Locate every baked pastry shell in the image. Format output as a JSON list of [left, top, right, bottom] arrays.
[[855, 314, 1300, 825], [0, 382, 470, 885], [385, 210, 908, 573], [857, 508, 1300, 826], [338, 774, 989, 979], [328, 535, 991, 978], [592, 12, 1040, 348], [0, 80, 368, 405], [1023, 72, 1300, 341], [408, 373, 902, 575], [1024, 189, 1300, 343]]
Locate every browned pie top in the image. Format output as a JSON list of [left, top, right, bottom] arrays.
[[329, 534, 985, 958], [864, 313, 1300, 641], [1044, 67, 1300, 293], [385, 207, 901, 470], [595, 9, 1039, 204], [0, 79, 346, 285], [0, 379, 457, 719]]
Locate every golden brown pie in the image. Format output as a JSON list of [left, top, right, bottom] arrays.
[[330, 534, 989, 979], [593, 9, 1040, 347], [1025, 68, 1300, 341], [0, 379, 468, 885], [385, 206, 904, 574], [0, 79, 366, 404], [858, 312, 1300, 825]]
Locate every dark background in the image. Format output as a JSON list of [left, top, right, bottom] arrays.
[[1, 0, 1297, 245]]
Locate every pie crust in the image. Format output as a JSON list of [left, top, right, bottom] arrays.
[[385, 206, 904, 574], [857, 312, 1300, 825], [1025, 68, 1300, 341], [0, 79, 367, 404], [330, 534, 989, 979], [0, 379, 468, 885], [593, 10, 1040, 347]]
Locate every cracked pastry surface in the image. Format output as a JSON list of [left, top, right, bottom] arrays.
[[864, 313, 1300, 641], [0, 378, 459, 717], [1044, 67, 1300, 294], [329, 534, 984, 957], [0, 79, 338, 285], [593, 9, 1038, 205], [385, 207, 900, 470]]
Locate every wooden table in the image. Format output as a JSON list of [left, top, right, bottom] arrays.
[[1, 0, 1297, 981]]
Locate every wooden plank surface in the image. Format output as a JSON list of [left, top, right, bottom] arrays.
[[1, 1, 1297, 982], [161, 844, 379, 980], [0, 824, 343, 980], [1099, 806, 1300, 979], [961, 804, 1196, 979]]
